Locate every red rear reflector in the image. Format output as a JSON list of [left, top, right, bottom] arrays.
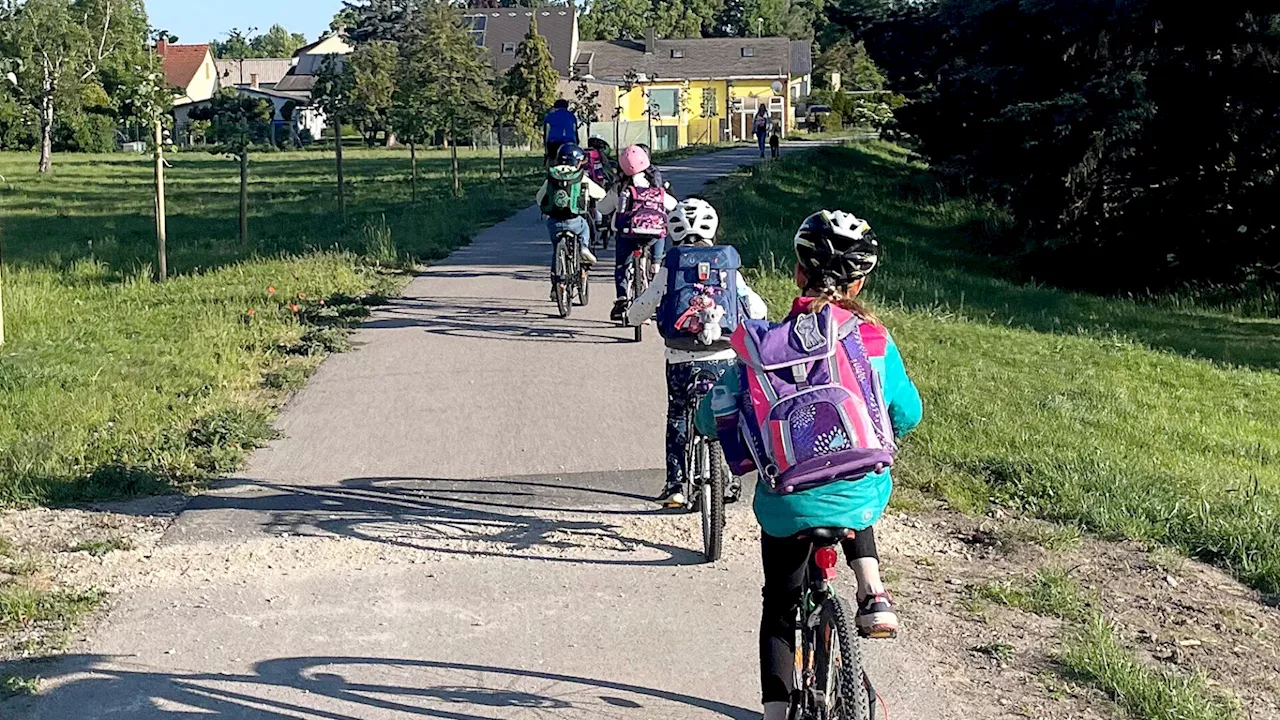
[[815, 547, 839, 579]]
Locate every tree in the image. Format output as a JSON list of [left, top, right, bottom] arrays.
[[346, 40, 398, 145], [401, 1, 496, 196], [342, 0, 411, 45], [188, 90, 273, 243], [580, 0, 656, 40], [815, 37, 883, 90], [391, 40, 436, 201], [1, 0, 87, 173], [570, 69, 601, 134], [213, 27, 255, 59], [251, 24, 308, 57], [845, 0, 1280, 292], [501, 14, 559, 145], [312, 54, 354, 225], [118, 61, 173, 279]]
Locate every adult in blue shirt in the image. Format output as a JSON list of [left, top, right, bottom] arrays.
[[544, 99, 579, 165]]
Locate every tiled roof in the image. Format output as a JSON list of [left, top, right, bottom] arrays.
[[790, 40, 813, 76], [465, 10, 577, 76], [273, 72, 319, 93], [577, 37, 794, 82], [158, 43, 210, 90], [215, 58, 294, 87]]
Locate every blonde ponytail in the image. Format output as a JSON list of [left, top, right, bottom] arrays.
[[807, 285, 879, 325]]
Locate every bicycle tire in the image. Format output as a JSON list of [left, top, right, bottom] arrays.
[[817, 595, 871, 720], [577, 264, 590, 306], [701, 440, 726, 563], [554, 242, 572, 318], [631, 253, 645, 342]]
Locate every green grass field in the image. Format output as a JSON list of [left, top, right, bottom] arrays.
[[0, 147, 544, 273], [0, 146, 544, 507], [705, 143, 1280, 595]]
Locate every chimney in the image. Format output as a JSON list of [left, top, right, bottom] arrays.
[[156, 37, 169, 55], [250, 73, 260, 89], [644, 27, 656, 55]]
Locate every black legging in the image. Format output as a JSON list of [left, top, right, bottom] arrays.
[[759, 528, 879, 704]]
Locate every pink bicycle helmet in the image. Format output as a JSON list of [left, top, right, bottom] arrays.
[[618, 144, 651, 177]]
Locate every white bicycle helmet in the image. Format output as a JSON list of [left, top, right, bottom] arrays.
[[667, 197, 720, 246]]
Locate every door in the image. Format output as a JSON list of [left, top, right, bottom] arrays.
[[655, 126, 678, 151]]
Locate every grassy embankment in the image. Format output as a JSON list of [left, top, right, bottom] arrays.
[[0, 147, 545, 508], [705, 142, 1278, 718]]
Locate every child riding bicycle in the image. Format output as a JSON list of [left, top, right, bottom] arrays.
[[599, 144, 677, 322], [626, 198, 768, 507], [536, 143, 606, 288], [694, 210, 922, 720]]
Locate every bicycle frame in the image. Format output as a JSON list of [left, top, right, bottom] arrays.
[[682, 371, 721, 492]]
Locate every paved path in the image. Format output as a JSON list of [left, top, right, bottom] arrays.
[[3, 146, 963, 720]]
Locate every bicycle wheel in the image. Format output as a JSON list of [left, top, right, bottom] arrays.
[[577, 263, 590, 306], [816, 595, 871, 720], [631, 253, 645, 342], [701, 440, 726, 563], [554, 242, 572, 318]]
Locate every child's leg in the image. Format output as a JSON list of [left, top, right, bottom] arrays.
[[614, 234, 636, 300], [663, 362, 692, 497], [760, 531, 811, 714], [841, 526, 899, 638], [841, 526, 883, 598]]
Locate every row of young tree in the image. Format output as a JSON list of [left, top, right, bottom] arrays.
[[837, 0, 1280, 293], [0, 0, 157, 172], [312, 0, 568, 197]]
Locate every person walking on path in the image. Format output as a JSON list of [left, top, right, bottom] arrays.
[[544, 99, 579, 165], [754, 106, 773, 158]]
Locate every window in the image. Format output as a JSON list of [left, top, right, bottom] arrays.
[[701, 87, 718, 117], [741, 47, 755, 57], [502, 42, 517, 54], [649, 88, 679, 118], [670, 49, 684, 59]]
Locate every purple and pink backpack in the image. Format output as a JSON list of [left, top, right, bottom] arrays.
[[712, 304, 896, 494], [616, 186, 667, 238]]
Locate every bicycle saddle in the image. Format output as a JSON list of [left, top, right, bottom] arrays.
[[791, 527, 855, 545]]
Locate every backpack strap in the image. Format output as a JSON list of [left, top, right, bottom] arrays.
[[839, 322, 891, 448]]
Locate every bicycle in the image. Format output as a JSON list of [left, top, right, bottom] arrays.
[[621, 239, 657, 342], [787, 527, 878, 720], [551, 229, 590, 318], [683, 370, 731, 562]]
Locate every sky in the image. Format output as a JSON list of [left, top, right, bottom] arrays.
[[146, 0, 346, 46]]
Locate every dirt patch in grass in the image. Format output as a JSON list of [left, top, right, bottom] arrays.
[[883, 508, 1277, 719]]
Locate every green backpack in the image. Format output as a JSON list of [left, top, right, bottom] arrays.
[[541, 167, 588, 219]]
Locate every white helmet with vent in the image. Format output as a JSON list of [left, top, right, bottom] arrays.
[[667, 197, 720, 246]]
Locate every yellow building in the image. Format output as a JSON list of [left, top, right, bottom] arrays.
[[576, 31, 813, 150]]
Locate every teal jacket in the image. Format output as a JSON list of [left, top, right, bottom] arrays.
[[695, 309, 922, 538]]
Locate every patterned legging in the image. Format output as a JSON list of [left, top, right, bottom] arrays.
[[665, 358, 736, 488]]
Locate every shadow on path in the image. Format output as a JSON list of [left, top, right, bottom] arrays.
[[1, 656, 756, 720], [172, 474, 706, 567]]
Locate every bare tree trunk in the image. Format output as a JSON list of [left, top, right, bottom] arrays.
[[449, 124, 460, 197], [497, 123, 505, 180], [410, 141, 417, 203], [335, 119, 346, 228], [38, 64, 55, 174], [154, 119, 168, 282], [239, 149, 249, 244]]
